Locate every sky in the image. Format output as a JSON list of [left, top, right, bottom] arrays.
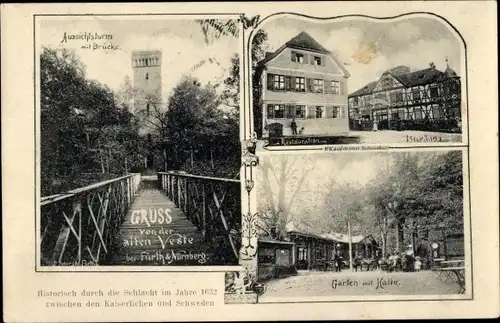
[[38, 17, 239, 102], [257, 15, 463, 92]]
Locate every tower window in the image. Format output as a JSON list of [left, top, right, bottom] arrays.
[[145, 73, 149, 80]]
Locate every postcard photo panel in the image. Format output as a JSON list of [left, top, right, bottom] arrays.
[[37, 16, 245, 269], [250, 13, 466, 149], [253, 148, 470, 302]]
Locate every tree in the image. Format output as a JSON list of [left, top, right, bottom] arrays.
[[257, 154, 316, 240], [364, 151, 463, 257], [160, 76, 240, 178], [40, 47, 145, 195], [323, 181, 365, 270], [220, 29, 269, 115]]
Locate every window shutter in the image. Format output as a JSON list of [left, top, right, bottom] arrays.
[[267, 73, 274, 90], [267, 104, 274, 118], [291, 53, 296, 62], [340, 80, 347, 95], [285, 76, 291, 91], [309, 55, 314, 65], [287, 105, 296, 119], [325, 106, 334, 118], [307, 106, 315, 119], [291, 76, 296, 91], [325, 80, 331, 94], [306, 78, 313, 92]]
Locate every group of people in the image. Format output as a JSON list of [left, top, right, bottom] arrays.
[[348, 246, 424, 272], [380, 246, 423, 272]]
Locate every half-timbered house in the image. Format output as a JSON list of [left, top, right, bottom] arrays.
[[347, 62, 461, 132]]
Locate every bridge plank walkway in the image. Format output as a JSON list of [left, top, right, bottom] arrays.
[[106, 179, 213, 265]]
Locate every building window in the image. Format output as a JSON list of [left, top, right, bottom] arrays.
[[414, 107, 423, 120], [315, 245, 325, 260], [291, 52, 304, 63], [274, 104, 285, 118], [146, 103, 150, 117], [295, 77, 306, 92], [273, 75, 285, 90], [298, 247, 307, 261], [381, 76, 394, 88], [267, 104, 285, 119], [412, 88, 421, 102], [315, 106, 324, 118], [331, 81, 340, 94], [296, 105, 306, 118], [145, 73, 149, 80], [375, 92, 387, 101], [430, 86, 439, 99], [313, 56, 322, 66], [390, 91, 403, 103], [352, 97, 359, 106], [432, 106, 442, 119], [313, 79, 324, 93]]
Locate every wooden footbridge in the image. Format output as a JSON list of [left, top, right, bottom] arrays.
[[40, 172, 241, 266]]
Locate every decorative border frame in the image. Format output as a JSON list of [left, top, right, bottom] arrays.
[[34, 13, 247, 273]]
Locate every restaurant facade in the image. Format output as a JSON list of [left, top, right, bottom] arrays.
[[347, 62, 461, 132]]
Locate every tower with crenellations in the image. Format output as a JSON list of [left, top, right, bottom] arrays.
[[131, 50, 162, 127], [131, 50, 162, 169]]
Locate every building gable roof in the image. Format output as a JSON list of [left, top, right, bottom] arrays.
[[350, 81, 378, 97], [286, 221, 366, 244], [256, 31, 350, 77], [285, 31, 331, 54], [349, 66, 459, 97]]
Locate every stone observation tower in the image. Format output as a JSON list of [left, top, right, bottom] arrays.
[[131, 50, 162, 168], [131, 50, 162, 128]]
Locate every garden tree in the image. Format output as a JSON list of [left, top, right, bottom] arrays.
[[415, 151, 463, 256], [367, 151, 462, 256], [365, 172, 397, 258], [256, 154, 316, 240], [381, 152, 427, 252], [40, 47, 145, 195], [322, 181, 366, 270]]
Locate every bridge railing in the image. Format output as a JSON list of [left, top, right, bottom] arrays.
[[158, 171, 241, 262], [40, 173, 141, 266]]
